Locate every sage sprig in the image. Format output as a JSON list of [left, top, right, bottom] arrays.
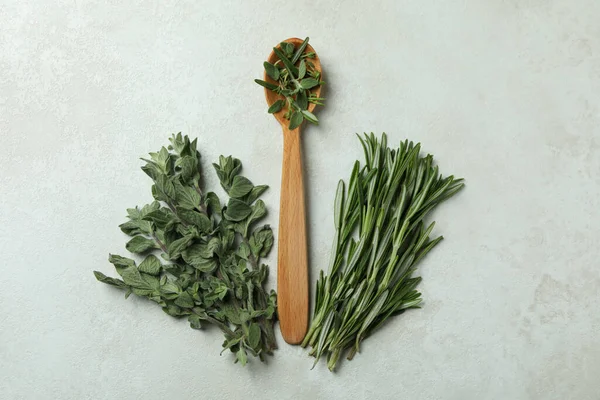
[[94, 133, 277, 365], [301, 133, 464, 371], [255, 37, 325, 130]]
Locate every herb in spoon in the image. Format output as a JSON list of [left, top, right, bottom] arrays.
[[255, 37, 325, 130]]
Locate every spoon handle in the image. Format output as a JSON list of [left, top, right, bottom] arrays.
[[277, 126, 309, 344]]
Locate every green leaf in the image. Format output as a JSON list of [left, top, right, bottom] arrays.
[[281, 41, 294, 57], [125, 236, 156, 253], [175, 291, 195, 308], [138, 255, 161, 276], [224, 198, 252, 222], [192, 257, 218, 273], [245, 185, 268, 204], [162, 304, 182, 317], [175, 184, 201, 210], [222, 304, 243, 325], [333, 180, 345, 229], [119, 219, 153, 236], [254, 79, 278, 91], [300, 78, 319, 89], [237, 241, 252, 261], [221, 336, 242, 354], [176, 155, 198, 182], [142, 209, 173, 230], [272, 46, 299, 76], [206, 192, 222, 214], [291, 37, 309, 64], [188, 314, 203, 329], [205, 280, 228, 302], [268, 100, 284, 114], [93, 271, 128, 289], [115, 264, 146, 289], [296, 90, 308, 110], [167, 235, 193, 258], [249, 226, 274, 258], [229, 175, 254, 198], [184, 242, 215, 261], [182, 243, 218, 272], [108, 254, 135, 269], [301, 110, 319, 124], [178, 209, 211, 232], [244, 200, 267, 234], [263, 61, 279, 81], [236, 348, 248, 366], [161, 281, 181, 294], [140, 273, 160, 290], [155, 174, 176, 200], [141, 162, 161, 180], [248, 323, 261, 350], [298, 59, 306, 79], [289, 111, 303, 130]]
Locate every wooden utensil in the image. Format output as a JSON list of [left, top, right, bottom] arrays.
[[262, 38, 323, 344]]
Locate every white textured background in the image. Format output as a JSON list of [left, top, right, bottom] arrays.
[[1, 1, 600, 399]]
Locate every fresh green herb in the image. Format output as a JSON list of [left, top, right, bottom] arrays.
[[255, 37, 325, 129], [301, 133, 464, 371], [94, 133, 277, 365]]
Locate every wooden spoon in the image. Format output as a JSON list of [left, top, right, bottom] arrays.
[[262, 38, 322, 344]]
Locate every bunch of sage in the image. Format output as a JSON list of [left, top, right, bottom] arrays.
[[94, 134, 277, 365], [255, 37, 325, 129], [301, 133, 464, 371]]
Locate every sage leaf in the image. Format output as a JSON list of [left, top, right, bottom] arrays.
[[301, 110, 319, 124], [268, 100, 284, 114], [300, 78, 319, 90], [289, 111, 303, 130], [272, 46, 299, 77], [298, 59, 306, 79], [281, 41, 294, 57], [263, 61, 279, 81], [254, 79, 278, 90], [296, 90, 308, 110]]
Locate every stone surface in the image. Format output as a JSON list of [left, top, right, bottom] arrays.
[[1, 1, 599, 399]]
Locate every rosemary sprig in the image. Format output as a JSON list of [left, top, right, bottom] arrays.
[[255, 37, 325, 130], [301, 133, 464, 371]]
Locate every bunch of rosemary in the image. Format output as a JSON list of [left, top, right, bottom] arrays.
[[301, 133, 464, 371], [94, 134, 277, 365], [255, 37, 325, 129]]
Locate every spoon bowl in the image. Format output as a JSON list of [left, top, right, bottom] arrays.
[[263, 38, 323, 127]]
